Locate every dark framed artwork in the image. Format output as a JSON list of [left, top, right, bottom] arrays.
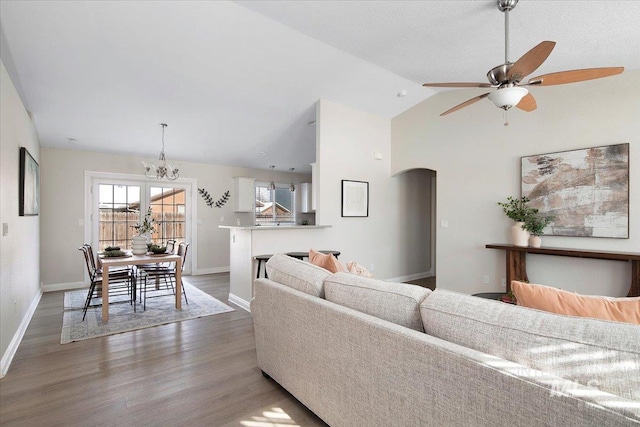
[[19, 147, 39, 216], [341, 180, 369, 217], [521, 143, 629, 238]]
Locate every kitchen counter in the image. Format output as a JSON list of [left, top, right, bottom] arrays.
[[220, 225, 333, 311], [219, 225, 331, 230]]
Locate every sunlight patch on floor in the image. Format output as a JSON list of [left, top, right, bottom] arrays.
[[240, 407, 301, 427]]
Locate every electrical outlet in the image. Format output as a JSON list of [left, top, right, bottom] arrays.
[[483, 275, 490, 285], [220, 216, 224, 222], [370, 263, 375, 272], [501, 278, 507, 287]]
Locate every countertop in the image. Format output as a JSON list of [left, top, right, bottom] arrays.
[[219, 225, 331, 231]]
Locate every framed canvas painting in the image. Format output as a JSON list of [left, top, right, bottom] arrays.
[[19, 147, 39, 216], [521, 143, 628, 238]]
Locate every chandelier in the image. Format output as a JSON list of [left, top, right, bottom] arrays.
[[143, 123, 179, 181]]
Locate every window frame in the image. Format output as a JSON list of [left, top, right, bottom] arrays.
[[84, 171, 197, 277], [254, 181, 296, 226]]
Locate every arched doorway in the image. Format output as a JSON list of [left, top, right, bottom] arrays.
[[394, 168, 437, 290]]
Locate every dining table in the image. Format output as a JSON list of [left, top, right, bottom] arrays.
[[99, 252, 182, 322]]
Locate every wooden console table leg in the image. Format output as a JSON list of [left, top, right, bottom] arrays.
[[506, 250, 528, 294], [629, 260, 640, 297]]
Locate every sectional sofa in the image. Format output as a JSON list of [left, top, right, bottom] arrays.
[[251, 254, 640, 427]]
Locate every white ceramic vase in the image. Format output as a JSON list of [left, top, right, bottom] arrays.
[[131, 235, 148, 255], [511, 222, 530, 247], [529, 235, 542, 248]]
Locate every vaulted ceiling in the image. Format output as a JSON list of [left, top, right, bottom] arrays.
[[1, 1, 638, 173]]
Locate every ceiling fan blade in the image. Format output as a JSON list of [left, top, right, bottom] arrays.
[[423, 82, 493, 88], [516, 93, 537, 112], [528, 67, 624, 86], [441, 93, 490, 116], [507, 41, 556, 82]]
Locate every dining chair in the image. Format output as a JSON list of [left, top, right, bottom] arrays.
[[138, 242, 190, 310], [84, 243, 129, 275], [134, 239, 177, 274], [78, 245, 135, 320], [165, 239, 177, 254]]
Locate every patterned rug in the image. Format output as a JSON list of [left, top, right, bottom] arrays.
[[61, 281, 234, 344]]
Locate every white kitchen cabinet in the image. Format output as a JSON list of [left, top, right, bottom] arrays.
[[300, 182, 314, 213], [233, 177, 255, 212], [310, 162, 317, 211]]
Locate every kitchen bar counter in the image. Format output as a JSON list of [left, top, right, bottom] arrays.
[[220, 225, 333, 310], [219, 225, 331, 231]]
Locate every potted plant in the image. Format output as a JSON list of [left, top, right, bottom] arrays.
[[132, 207, 157, 236], [523, 213, 554, 248], [497, 196, 538, 247], [131, 208, 159, 254]]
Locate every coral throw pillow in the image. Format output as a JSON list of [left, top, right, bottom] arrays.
[[511, 280, 640, 325], [347, 261, 374, 278], [308, 248, 346, 274]]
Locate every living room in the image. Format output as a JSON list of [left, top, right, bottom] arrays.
[[1, 1, 639, 425]]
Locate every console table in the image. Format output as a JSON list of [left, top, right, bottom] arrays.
[[486, 244, 640, 297]]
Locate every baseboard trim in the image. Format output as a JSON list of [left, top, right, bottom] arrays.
[[43, 281, 86, 293], [1, 289, 42, 378], [194, 266, 230, 275], [228, 293, 251, 313], [386, 270, 433, 283]]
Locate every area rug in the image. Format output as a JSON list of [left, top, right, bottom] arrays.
[[61, 282, 234, 344]]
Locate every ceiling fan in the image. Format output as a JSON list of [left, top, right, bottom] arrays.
[[423, 0, 624, 118]]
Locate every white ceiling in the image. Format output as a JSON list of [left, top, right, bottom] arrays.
[[1, 1, 638, 173]]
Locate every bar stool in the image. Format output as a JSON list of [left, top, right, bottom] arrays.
[[319, 250, 341, 259], [254, 254, 273, 279], [286, 251, 341, 260], [286, 252, 308, 260]]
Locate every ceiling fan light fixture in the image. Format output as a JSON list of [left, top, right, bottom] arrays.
[[488, 86, 528, 110]]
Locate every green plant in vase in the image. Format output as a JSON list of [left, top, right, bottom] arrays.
[[497, 196, 538, 247], [497, 196, 538, 222], [130, 207, 160, 254], [132, 207, 158, 236], [523, 213, 554, 247]]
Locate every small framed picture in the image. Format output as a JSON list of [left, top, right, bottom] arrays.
[[341, 180, 368, 217], [19, 147, 39, 216]]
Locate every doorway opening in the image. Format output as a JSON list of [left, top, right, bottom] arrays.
[[395, 168, 436, 290]]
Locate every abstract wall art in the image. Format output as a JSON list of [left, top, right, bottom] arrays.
[[341, 180, 369, 217], [521, 143, 629, 238]]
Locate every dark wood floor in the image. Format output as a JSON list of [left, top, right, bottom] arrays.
[[0, 274, 327, 427], [406, 276, 436, 290]]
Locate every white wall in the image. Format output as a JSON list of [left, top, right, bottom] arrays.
[[0, 61, 42, 376], [39, 147, 310, 289], [317, 99, 432, 280], [391, 70, 640, 296]]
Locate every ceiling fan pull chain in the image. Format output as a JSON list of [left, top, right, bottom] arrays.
[[504, 110, 510, 127]]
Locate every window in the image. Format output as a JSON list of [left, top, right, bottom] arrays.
[[93, 180, 189, 252], [86, 172, 195, 274], [98, 184, 141, 251], [255, 183, 295, 225], [150, 186, 186, 244]]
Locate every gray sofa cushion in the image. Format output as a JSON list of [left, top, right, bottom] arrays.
[[265, 253, 330, 298], [324, 272, 431, 331], [420, 289, 640, 402]]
